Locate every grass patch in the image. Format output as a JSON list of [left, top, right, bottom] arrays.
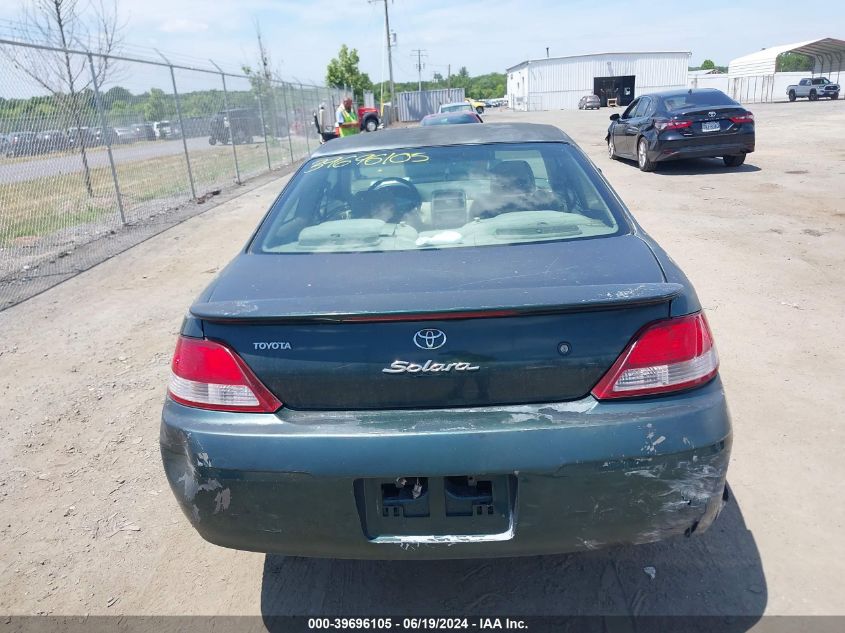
[[1, 135, 316, 245]]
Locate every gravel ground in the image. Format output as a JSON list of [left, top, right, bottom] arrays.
[[0, 100, 844, 623]]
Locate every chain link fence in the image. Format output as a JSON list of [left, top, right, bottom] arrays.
[[0, 37, 342, 310]]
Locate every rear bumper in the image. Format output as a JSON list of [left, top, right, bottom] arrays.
[[650, 131, 755, 162], [160, 379, 732, 559]]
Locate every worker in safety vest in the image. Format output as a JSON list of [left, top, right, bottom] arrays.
[[335, 96, 359, 137]]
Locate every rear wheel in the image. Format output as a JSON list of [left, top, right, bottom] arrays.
[[809, 90, 818, 101], [788, 90, 796, 102], [723, 154, 746, 167], [637, 138, 656, 172]]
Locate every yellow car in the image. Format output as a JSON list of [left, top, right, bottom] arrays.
[[465, 98, 486, 114]]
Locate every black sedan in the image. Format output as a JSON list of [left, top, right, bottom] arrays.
[[606, 88, 755, 171]]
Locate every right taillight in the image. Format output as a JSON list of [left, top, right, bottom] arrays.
[[168, 336, 282, 413], [729, 112, 754, 124], [592, 313, 719, 400]]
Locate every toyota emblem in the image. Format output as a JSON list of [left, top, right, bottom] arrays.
[[413, 329, 447, 350], [708, 111, 717, 117]]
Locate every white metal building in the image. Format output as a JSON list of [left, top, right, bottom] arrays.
[[506, 51, 690, 111], [726, 37, 845, 103]]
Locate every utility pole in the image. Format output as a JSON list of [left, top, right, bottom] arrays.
[[447, 63, 451, 89], [412, 49, 427, 92], [370, 0, 396, 122]]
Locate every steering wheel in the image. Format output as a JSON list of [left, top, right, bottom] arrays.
[[366, 177, 422, 213], [367, 176, 422, 201]]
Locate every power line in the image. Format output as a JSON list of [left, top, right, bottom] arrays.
[[411, 48, 427, 92]]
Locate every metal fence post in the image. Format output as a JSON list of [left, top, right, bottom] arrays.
[[210, 61, 242, 185], [299, 82, 311, 154], [280, 82, 295, 163], [256, 91, 272, 170], [87, 52, 126, 225], [168, 65, 197, 200]]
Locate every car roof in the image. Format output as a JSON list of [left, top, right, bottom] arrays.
[[422, 112, 476, 120], [312, 123, 570, 157], [645, 88, 727, 99]]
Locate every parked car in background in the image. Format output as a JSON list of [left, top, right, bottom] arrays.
[[152, 120, 181, 140], [161, 123, 732, 560], [420, 112, 483, 126], [90, 126, 118, 146], [67, 126, 97, 147], [35, 130, 71, 152], [786, 77, 840, 101], [438, 101, 474, 114], [0, 134, 9, 156], [132, 123, 156, 141], [358, 106, 381, 133], [113, 127, 138, 144], [5, 131, 40, 157], [607, 88, 755, 171], [465, 97, 486, 114], [208, 109, 260, 145], [578, 95, 601, 110]]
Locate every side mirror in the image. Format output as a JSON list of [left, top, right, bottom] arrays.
[[609, 113, 620, 121]]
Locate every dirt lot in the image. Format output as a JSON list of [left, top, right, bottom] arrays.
[[1, 100, 844, 622]]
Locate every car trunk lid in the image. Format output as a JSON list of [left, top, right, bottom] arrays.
[[195, 236, 677, 409], [668, 105, 750, 137]]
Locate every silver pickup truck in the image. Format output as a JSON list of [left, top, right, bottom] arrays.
[[787, 77, 840, 101]]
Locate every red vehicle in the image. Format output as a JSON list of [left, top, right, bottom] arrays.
[[358, 106, 380, 132]]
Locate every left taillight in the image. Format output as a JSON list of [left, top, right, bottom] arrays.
[[168, 336, 282, 413], [655, 118, 692, 131], [591, 313, 719, 400]]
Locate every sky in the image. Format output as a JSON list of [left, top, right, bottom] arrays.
[[0, 0, 843, 96]]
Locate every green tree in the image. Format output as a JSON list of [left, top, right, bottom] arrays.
[[776, 52, 814, 72], [105, 86, 134, 104], [0, 0, 125, 197], [143, 88, 169, 121], [701, 59, 716, 70], [325, 44, 373, 102]]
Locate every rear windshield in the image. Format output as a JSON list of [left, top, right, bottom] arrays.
[[662, 91, 739, 111], [441, 103, 472, 112], [422, 113, 478, 126], [252, 142, 626, 254]]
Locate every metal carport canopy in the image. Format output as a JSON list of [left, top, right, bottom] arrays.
[[728, 37, 845, 77]]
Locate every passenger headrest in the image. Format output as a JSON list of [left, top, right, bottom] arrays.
[[491, 160, 535, 194]]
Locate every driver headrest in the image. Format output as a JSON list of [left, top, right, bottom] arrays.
[[491, 160, 535, 194]]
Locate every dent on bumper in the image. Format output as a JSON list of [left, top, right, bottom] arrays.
[[160, 379, 732, 559]]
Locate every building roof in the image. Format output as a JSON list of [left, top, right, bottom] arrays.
[[729, 37, 845, 77], [688, 69, 723, 76], [312, 123, 570, 157], [506, 51, 691, 73]]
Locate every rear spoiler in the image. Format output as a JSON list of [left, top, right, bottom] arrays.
[[190, 282, 683, 323]]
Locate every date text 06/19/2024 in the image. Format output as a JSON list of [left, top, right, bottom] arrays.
[[306, 617, 528, 630]]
